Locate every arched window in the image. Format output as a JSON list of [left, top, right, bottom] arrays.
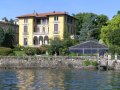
[[44, 36, 49, 45], [33, 36, 38, 45], [39, 36, 43, 45]]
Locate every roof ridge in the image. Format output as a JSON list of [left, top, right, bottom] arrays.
[[17, 11, 67, 18]]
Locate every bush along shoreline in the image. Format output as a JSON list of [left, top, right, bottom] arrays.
[[0, 47, 119, 70]]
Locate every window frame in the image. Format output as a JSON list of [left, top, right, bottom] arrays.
[[54, 16, 58, 21], [24, 18, 28, 23], [54, 24, 58, 34], [24, 25, 28, 34], [24, 38, 28, 46]]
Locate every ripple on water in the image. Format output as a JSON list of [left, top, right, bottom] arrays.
[[0, 69, 119, 90]]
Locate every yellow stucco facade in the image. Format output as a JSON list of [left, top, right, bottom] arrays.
[[48, 16, 64, 39], [19, 18, 34, 46], [17, 12, 77, 47]]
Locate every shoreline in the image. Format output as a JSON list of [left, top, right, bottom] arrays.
[[0, 65, 97, 70], [0, 56, 118, 70]]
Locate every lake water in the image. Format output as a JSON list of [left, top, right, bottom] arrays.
[[0, 69, 120, 90]]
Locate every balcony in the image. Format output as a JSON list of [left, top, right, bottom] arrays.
[[33, 32, 49, 35]]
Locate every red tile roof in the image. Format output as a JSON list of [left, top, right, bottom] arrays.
[[17, 11, 68, 18]]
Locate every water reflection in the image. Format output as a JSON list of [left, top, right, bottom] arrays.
[[0, 69, 120, 90], [0, 69, 19, 90], [16, 69, 35, 90]]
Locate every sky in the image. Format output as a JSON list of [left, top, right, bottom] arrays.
[[0, 0, 120, 20]]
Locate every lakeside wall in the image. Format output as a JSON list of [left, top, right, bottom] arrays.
[[0, 56, 119, 70], [0, 56, 97, 69]]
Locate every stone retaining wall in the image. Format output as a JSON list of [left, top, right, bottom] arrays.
[[0, 56, 97, 69], [0, 56, 119, 70]]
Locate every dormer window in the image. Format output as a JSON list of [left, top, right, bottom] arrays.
[[54, 16, 58, 21]]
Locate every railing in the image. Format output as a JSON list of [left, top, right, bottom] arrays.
[[33, 32, 49, 35]]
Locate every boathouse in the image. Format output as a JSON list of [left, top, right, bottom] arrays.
[[69, 41, 108, 55]]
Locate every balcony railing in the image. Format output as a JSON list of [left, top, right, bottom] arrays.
[[33, 32, 49, 35]]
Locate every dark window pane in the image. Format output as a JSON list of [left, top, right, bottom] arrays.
[[54, 24, 58, 34], [24, 38, 28, 45], [54, 16, 58, 21], [24, 25, 28, 34], [24, 18, 28, 23]]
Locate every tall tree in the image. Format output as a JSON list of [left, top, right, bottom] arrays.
[[2, 17, 9, 22], [9, 19, 14, 24], [0, 27, 4, 46], [101, 14, 120, 46], [75, 13, 108, 41], [2, 27, 15, 48]]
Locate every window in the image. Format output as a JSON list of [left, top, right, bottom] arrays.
[[24, 38, 28, 46], [24, 25, 28, 34], [73, 27, 76, 35], [34, 26, 39, 33], [42, 18, 48, 24], [24, 18, 28, 23], [37, 26, 40, 32], [68, 25, 70, 33], [71, 27, 72, 34], [42, 27, 45, 34], [37, 19, 41, 24], [54, 16, 58, 21], [54, 24, 58, 34], [42, 18, 46, 24]]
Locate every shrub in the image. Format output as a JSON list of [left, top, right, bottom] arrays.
[[24, 47, 37, 55], [83, 60, 91, 66], [109, 45, 120, 55], [13, 51, 26, 56], [13, 45, 24, 51], [69, 52, 77, 56], [8, 53, 15, 56], [92, 61, 98, 66], [0, 47, 13, 56], [36, 45, 47, 55]]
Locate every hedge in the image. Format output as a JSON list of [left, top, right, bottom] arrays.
[[0, 47, 13, 56]]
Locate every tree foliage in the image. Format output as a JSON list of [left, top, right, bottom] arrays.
[[48, 38, 77, 55], [48, 38, 63, 55], [75, 13, 108, 41], [2, 27, 15, 48], [2, 17, 9, 22], [2, 17, 15, 24], [0, 27, 4, 46], [101, 14, 120, 46]]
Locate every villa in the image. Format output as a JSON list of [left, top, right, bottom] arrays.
[[17, 11, 77, 47]]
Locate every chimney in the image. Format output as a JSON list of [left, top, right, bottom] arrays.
[[36, 12, 38, 16], [65, 11, 69, 14], [33, 10, 36, 15]]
